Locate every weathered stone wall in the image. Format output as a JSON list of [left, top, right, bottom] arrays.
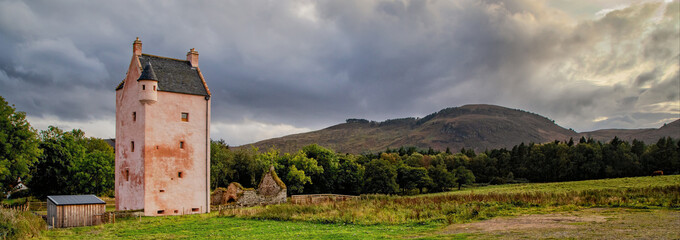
[[211, 166, 286, 207], [290, 194, 358, 204]]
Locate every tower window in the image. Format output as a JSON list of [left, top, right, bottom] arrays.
[[133, 112, 136, 121], [178, 172, 183, 178], [142, 85, 146, 90], [181, 112, 189, 122], [153, 85, 156, 91], [131, 141, 135, 152], [180, 141, 184, 149], [159, 189, 165, 193], [125, 169, 129, 181]]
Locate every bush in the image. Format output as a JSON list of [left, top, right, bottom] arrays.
[[0, 209, 46, 240], [489, 177, 507, 185]]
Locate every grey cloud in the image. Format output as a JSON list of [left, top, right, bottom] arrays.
[[635, 68, 660, 86], [0, 0, 677, 144]]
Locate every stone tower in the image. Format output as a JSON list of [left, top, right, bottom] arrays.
[[115, 38, 211, 216]]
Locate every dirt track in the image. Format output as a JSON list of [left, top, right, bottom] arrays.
[[439, 208, 680, 239]]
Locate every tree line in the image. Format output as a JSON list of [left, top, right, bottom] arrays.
[[210, 135, 679, 196], [1, 96, 114, 199], [2, 95, 678, 198]]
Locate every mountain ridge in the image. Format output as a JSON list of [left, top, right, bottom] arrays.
[[241, 104, 679, 154]]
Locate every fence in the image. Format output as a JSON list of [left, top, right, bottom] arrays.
[[0, 202, 30, 212]]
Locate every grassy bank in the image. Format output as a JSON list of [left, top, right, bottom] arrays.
[[222, 175, 680, 225], [0, 208, 46, 240], [45, 175, 679, 239]]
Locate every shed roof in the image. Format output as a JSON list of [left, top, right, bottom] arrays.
[[47, 195, 105, 206], [116, 54, 209, 97]]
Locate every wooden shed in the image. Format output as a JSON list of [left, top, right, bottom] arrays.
[[47, 195, 106, 228]]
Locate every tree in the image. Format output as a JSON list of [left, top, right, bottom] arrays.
[[0, 96, 41, 195], [285, 165, 310, 194], [302, 144, 338, 194], [397, 165, 432, 194], [28, 127, 115, 198], [363, 158, 399, 194], [427, 164, 455, 192], [404, 153, 424, 167], [71, 149, 114, 196], [277, 150, 323, 195], [453, 166, 475, 190], [30, 126, 86, 198], [334, 154, 364, 195], [72, 136, 115, 196], [210, 139, 234, 189]]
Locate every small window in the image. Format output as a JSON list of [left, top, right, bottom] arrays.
[[178, 172, 183, 178], [159, 189, 165, 193], [181, 112, 189, 122], [133, 112, 136, 122], [125, 169, 129, 181], [180, 141, 184, 149], [153, 85, 156, 91], [157, 210, 164, 214], [142, 85, 146, 90], [131, 141, 135, 152], [174, 210, 179, 213], [191, 208, 199, 212]]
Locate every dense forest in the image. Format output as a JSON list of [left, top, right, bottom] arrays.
[[1, 95, 679, 199], [211, 136, 680, 196]]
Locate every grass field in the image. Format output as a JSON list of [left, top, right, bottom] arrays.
[[44, 175, 680, 239]]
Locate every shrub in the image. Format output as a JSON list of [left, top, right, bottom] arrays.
[[0, 209, 46, 240]]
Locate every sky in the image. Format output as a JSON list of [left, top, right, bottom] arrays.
[[0, 0, 678, 146]]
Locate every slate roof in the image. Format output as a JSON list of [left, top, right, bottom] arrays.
[[116, 54, 209, 97], [47, 195, 105, 206], [138, 62, 158, 81]]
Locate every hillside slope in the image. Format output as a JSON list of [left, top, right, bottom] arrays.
[[243, 105, 679, 154], [580, 119, 680, 143]]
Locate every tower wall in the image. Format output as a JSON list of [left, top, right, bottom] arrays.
[[143, 91, 210, 216], [115, 55, 145, 211]]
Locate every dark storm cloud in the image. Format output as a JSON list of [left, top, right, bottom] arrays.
[[0, 0, 677, 144]]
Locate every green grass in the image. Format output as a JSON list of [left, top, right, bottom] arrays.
[[45, 213, 439, 239], [43, 175, 680, 239], [436, 175, 680, 195]]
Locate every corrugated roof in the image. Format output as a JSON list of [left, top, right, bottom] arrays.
[[47, 195, 105, 205], [115, 54, 209, 97]]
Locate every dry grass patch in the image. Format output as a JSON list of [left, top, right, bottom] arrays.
[[439, 208, 680, 239]]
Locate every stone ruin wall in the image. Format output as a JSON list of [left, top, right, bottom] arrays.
[[211, 167, 286, 207]]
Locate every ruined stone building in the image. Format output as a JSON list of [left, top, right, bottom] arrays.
[[115, 38, 211, 216], [212, 166, 287, 207]]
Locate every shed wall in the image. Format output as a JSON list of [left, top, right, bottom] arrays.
[[46, 203, 106, 228]]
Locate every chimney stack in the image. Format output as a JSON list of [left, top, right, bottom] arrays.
[[187, 48, 199, 68], [132, 37, 142, 56], [133, 37, 142, 56]]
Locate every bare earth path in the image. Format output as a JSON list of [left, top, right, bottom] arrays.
[[438, 208, 680, 239]]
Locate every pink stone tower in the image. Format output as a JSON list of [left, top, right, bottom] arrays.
[[115, 38, 211, 216]]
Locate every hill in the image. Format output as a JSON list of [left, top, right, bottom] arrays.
[[580, 119, 680, 143], [243, 104, 679, 154]]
